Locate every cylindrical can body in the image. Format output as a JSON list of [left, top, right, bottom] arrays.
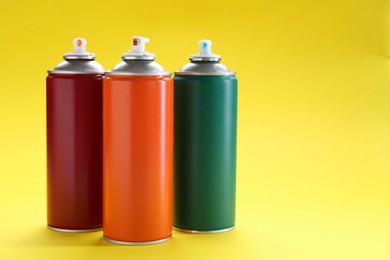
[[46, 73, 103, 230], [173, 75, 237, 232], [103, 75, 173, 243]]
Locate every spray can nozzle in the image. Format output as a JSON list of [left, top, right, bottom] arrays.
[[199, 40, 212, 55], [132, 36, 149, 53], [190, 39, 221, 62], [122, 36, 155, 61], [64, 37, 95, 60], [73, 38, 87, 53]]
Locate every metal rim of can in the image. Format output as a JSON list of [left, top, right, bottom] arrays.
[[103, 235, 171, 246], [105, 71, 172, 76], [174, 71, 236, 76], [63, 54, 96, 60], [47, 70, 105, 74], [122, 56, 155, 61], [173, 226, 235, 234], [190, 57, 221, 62], [47, 225, 102, 233]]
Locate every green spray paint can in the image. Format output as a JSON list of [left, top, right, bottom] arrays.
[[173, 40, 237, 233]]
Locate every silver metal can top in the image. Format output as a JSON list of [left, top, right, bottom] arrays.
[[175, 39, 235, 76], [48, 38, 104, 74], [107, 60, 171, 76], [176, 61, 234, 76], [106, 36, 171, 76]]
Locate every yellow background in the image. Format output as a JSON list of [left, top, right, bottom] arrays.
[[1, 0, 390, 259]]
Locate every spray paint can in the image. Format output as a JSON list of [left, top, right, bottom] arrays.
[[103, 36, 173, 245], [173, 40, 238, 233], [46, 38, 104, 232]]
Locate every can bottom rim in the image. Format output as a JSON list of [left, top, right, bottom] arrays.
[[173, 226, 234, 234], [47, 225, 102, 233], [103, 235, 171, 246]]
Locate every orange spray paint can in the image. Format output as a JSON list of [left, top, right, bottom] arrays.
[[103, 36, 173, 245]]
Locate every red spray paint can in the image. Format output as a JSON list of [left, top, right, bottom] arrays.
[[46, 38, 104, 232]]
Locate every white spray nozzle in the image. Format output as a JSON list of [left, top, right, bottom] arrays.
[[122, 36, 155, 60], [199, 40, 212, 55], [132, 36, 150, 54], [190, 39, 221, 61], [73, 38, 87, 53], [64, 37, 95, 59]]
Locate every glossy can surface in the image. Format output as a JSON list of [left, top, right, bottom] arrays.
[[46, 73, 103, 230], [173, 74, 237, 232], [103, 75, 173, 243]]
